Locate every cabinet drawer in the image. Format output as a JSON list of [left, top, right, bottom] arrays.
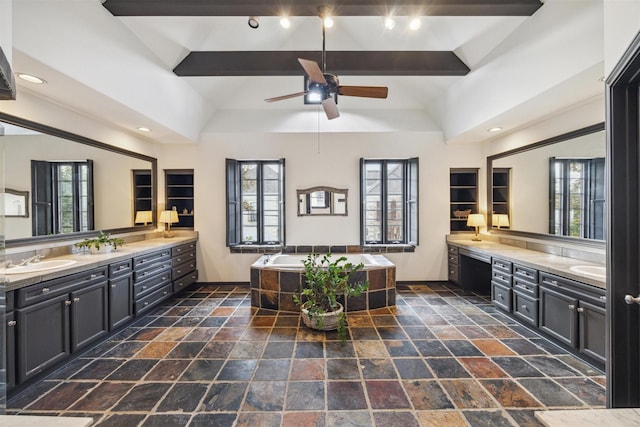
[[172, 260, 196, 280], [134, 261, 172, 283], [448, 264, 459, 283], [16, 267, 108, 308], [492, 258, 512, 274], [134, 283, 172, 315], [513, 291, 538, 326], [133, 249, 171, 270], [172, 242, 196, 257], [173, 249, 196, 266], [134, 272, 172, 299], [539, 272, 605, 305], [447, 253, 459, 265], [491, 270, 511, 287], [491, 281, 512, 312], [173, 270, 198, 293], [109, 259, 133, 278], [513, 264, 538, 283], [513, 278, 538, 298]]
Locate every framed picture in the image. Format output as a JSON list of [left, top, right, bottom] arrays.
[[1, 188, 29, 217]]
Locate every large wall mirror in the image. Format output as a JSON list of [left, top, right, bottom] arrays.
[[297, 186, 348, 216], [487, 123, 605, 245], [0, 113, 157, 247]]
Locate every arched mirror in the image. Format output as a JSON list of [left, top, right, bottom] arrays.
[[297, 186, 348, 216]]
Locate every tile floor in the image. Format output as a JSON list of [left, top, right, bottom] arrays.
[[7, 283, 606, 426]]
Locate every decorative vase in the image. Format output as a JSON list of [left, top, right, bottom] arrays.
[[301, 303, 344, 331], [89, 245, 113, 255]]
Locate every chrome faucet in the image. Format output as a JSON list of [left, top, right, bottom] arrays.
[[1, 260, 15, 269], [17, 254, 45, 266]]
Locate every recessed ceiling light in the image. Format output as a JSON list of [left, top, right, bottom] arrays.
[[409, 17, 421, 31], [488, 127, 503, 133], [248, 16, 259, 29], [16, 73, 47, 84], [384, 16, 395, 30], [323, 16, 334, 28], [137, 127, 152, 132], [280, 16, 291, 28]]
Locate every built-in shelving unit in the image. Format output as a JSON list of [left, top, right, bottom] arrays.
[[492, 168, 511, 228], [449, 168, 479, 232], [132, 169, 152, 223], [165, 169, 194, 229]]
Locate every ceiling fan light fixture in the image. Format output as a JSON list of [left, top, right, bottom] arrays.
[[384, 16, 395, 30], [409, 17, 421, 31], [248, 16, 260, 29], [280, 16, 291, 29]]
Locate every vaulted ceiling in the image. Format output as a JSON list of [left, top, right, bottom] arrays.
[[7, 0, 604, 144]]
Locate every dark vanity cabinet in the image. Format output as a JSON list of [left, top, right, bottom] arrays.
[[511, 264, 539, 327], [15, 267, 108, 383], [108, 259, 133, 330], [539, 272, 606, 365], [447, 245, 459, 285], [5, 291, 16, 391], [491, 258, 512, 312], [133, 248, 173, 315], [172, 242, 198, 294]]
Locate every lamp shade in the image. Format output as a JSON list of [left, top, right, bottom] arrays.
[[466, 213, 486, 227], [159, 210, 179, 224], [493, 214, 510, 228], [134, 210, 152, 224]]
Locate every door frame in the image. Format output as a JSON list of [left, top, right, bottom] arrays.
[[606, 30, 640, 407]]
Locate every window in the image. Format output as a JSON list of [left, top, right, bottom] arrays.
[[226, 159, 285, 246], [31, 160, 94, 236], [550, 157, 605, 239], [360, 158, 418, 245]]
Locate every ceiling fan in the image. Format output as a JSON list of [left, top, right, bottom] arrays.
[[264, 12, 389, 120]]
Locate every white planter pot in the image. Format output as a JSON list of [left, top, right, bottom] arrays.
[[301, 303, 344, 331], [89, 245, 113, 255]]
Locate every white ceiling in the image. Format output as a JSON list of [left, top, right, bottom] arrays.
[[7, 0, 605, 144]]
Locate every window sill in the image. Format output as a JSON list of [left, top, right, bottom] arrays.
[[229, 245, 282, 254]]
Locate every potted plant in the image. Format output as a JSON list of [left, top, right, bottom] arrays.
[[75, 231, 125, 254], [293, 253, 369, 342]]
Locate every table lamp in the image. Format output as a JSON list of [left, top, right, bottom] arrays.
[[493, 214, 510, 229], [134, 210, 152, 226], [159, 210, 179, 238], [467, 213, 486, 241]]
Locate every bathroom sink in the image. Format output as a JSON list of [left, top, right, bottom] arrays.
[[1, 259, 78, 275], [569, 265, 606, 279]]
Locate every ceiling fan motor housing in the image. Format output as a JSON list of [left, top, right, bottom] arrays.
[[305, 73, 339, 103]]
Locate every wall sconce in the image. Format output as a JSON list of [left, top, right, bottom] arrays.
[[159, 210, 179, 238], [493, 214, 510, 229], [134, 210, 152, 226], [467, 214, 486, 241]]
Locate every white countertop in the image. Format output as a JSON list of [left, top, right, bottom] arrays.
[[446, 236, 606, 289], [535, 408, 640, 426], [3, 236, 197, 292], [0, 415, 93, 427]]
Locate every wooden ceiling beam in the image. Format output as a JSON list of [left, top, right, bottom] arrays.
[[173, 51, 470, 77], [103, 0, 542, 17]]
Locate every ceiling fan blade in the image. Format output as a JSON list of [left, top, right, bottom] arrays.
[[338, 85, 389, 99], [264, 91, 308, 103], [322, 97, 340, 120], [298, 58, 327, 85]]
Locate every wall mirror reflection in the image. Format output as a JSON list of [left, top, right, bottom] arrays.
[[1, 189, 29, 217], [488, 123, 605, 243], [297, 186, 348, 216], [0, 113, 157, 245]]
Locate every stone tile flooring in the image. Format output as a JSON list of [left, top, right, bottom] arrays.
[[7, 283, 606, 426]]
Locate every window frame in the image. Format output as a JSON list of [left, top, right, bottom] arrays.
[[226, 158, 285, 246], [360, 157, 419, 245]]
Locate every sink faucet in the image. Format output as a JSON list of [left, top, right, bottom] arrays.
[[1, 260, 15, 269], [17, 254, 45, 266]]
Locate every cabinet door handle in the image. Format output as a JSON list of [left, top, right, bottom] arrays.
[[42, 287, 50, 294], [576, 307, 584, 313], [163, 291, 168, 295], [142, 285, 147, 290], [551, 280, 558, 285], [65, 300, 72, 306], [111, 284, 117, 288], [568, 304, 575, 310], [119, 265, 127, 270], [73, 297, 80, 303], [498, 293, 504, 300], [522, 305, 528, 311], [144, 301, 149, 306], [90, 274, 97, 279], [625, 294, 640, 305], [8, 320, 17, 327]]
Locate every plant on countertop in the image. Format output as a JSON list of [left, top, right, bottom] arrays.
[[293, 253, 369, 342], [75, 231, 125, 253]]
